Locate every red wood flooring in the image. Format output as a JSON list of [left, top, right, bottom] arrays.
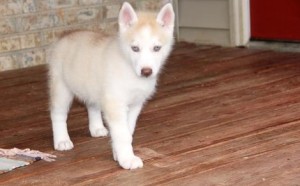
[[0, 42, 300, 185]]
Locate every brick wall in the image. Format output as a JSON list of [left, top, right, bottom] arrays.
[[136, 0, 171, 10], [0, 0, 170, 71]]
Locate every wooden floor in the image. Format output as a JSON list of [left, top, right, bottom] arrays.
[[1, 42, 300, 185]]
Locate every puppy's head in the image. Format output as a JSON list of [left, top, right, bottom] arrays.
[[118, 2, 175, 78]]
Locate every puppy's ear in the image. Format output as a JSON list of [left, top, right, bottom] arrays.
[[156, 3, 175, 31], [119, 2, 138, 32]]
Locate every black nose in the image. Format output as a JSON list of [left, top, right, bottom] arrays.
[[141, 68, 153, 77]]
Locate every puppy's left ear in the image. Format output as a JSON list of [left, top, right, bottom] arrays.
[[156, 3, 175, 31]]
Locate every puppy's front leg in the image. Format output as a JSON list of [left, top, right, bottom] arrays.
[[104, 102, 143, 170], [128, 103, 143, 135]]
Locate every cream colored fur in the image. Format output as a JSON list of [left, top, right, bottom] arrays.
[[48, 2, 175, 170]]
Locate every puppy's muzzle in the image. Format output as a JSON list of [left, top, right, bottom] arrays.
[[141, 68, 153, 77]]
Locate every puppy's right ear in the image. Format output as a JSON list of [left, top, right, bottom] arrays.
[[118, 2, 138, 32]]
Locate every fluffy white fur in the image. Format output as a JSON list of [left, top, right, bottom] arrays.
[[48, 2, 175, 170]]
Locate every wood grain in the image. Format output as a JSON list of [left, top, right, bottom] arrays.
[[0, 42, 300, 185]]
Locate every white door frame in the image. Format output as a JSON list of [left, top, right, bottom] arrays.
[[173, 0, 250, 47], [229, 0, 251, 46], [172, 0, 180, 40]]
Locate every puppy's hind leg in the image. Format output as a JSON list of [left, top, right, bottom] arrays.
[[50, 78, 74, 151], [87, 105, 108, 137]]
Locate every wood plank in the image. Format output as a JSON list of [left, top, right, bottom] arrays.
[[1, 42, 300, 185]]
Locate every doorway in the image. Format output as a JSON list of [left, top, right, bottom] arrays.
[[250, 0, 300, 42]]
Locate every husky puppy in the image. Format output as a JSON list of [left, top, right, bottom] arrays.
[[48, 2, 175, 169]]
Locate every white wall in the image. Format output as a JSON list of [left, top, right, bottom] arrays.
[[175, 0, 250, 47]]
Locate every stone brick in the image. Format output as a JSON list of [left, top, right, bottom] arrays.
[[79, 0, 103, 6], [0, 18, 17, 35], [64, 7, 102, 25], [0, 0, 23, 16], [50, 0, 78, 9], [136, 0, 171, 10], [0, 54, 20, 71], [43, 30, 56, 45], [102, 0, 121, 4], [20, 49, 46, 68], [19, 12, 64, 32], [35, 0, 52, 11], [20, 33, 42, 49], [0, 37, 21, 52], [22, 0, 37, 13], [104, 4, 121, 19], [77, 8, 100, 22]]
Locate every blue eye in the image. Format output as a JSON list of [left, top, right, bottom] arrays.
[[131, 46, 140, 52], [153, 46, 161, 52]]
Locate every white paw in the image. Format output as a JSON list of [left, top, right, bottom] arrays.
[[55, 140, 74, 151], [90, 127, 108, 137], [118, 155, 143, 170]]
